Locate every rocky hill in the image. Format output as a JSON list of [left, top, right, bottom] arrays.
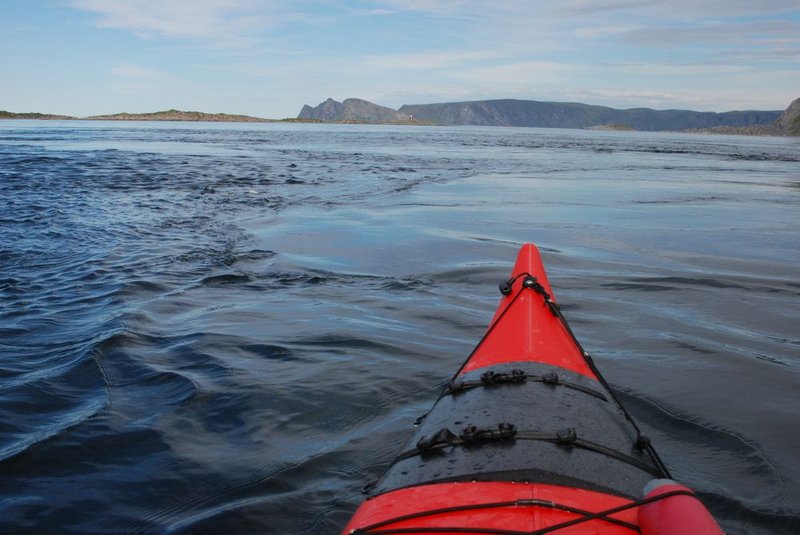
[[86, 109, 272, 122], [298, 98, 411, 123], [398, 99, 782, 132]]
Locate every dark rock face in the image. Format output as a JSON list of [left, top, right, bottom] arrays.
[[297, 98, 411, 123], [684, 96, 800, 136], [776, 97, 800, 135], [399, 99, 783, 132]]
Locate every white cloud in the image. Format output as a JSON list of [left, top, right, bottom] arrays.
[[361, 50, 500, 71], [454, 61, 574, 86], [53, 0, 800, 115], [618, 20, 800, 46], [366, 1, 476, 16], [69, 0, 288, 47], [573, 24, 645, 38], [611, 63, 752, 75], [554, 0, 799, 18], [111, 63, 172, 80]]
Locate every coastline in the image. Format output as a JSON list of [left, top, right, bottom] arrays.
[[0, 108, 795, 136]]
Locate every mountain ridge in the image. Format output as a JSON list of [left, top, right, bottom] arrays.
[[299, 97, 794, 133], [399, 98, 781, 131]]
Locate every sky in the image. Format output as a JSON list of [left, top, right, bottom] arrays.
[[2, 0, 799, 118]]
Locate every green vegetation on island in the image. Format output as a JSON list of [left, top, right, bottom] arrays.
[[0, 110, 75, 120], [85, 109, 274, 122]]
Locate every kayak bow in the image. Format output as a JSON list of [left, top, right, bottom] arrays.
[[344, 243, 722, 535]]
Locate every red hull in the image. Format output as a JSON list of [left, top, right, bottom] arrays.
[[459, 243, 595, 378]]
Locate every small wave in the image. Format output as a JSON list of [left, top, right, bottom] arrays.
[[633, 195, 729, 205], [698, 490, 800, 534], [616, 389, 786, 503], [238, 343, 303, 362], [287, 334, 401, 353], [729, 152, 800, 163], [601, 281, 674, 292], [199, 273, 255, 286], [121, 279, 171, 295], [379, 278, 433, 291], [604, 276, 746, 291], [0, 356, 108, 461], [0, 396, 106, 462]]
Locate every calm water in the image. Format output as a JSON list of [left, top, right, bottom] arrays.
[[1, 121, 798, 534]]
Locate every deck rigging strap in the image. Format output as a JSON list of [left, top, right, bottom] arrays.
[[349, 488, 698, 535], [472, 273, 672, 480], [392, 423, 661, 476], [536, 280, 673, 479], [443, 368, 609, 401]]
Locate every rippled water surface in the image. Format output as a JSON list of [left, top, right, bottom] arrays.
[[1, 121, 798, 534]]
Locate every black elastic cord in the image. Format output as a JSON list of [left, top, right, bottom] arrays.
[[350, 488, 697, 535], [391, 424, 659, 475], [449, 277, 530, 379], [545, 303, 672, 479], [471, 271, 672, 480], [349, 498, 638, 534], [444, 368, 608, 402], [515, 431, 660, 474], [522, 275, 561, 317]]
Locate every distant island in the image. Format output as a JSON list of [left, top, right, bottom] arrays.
[[2, 96, 799, 135], [86, 109, 275, 122], [0, 108, 316, 123], [0, 110, 75, 120]]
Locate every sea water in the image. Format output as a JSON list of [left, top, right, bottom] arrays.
[[1, 121, 798, 534]]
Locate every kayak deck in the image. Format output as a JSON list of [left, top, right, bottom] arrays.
[[344, 244, 718, 535]]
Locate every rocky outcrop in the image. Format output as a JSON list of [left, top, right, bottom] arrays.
[[86, 109, 271, 122], [297, 98, 411, 123], [775, 97, 800, 135]]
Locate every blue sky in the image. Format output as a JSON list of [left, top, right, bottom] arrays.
[[2, 0, 799, 117]]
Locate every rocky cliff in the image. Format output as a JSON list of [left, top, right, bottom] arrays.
[[298, 98, 411, 123], [775, 97, 800, 135]]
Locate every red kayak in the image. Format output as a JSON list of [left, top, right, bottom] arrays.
[[344, 243, 723, 534]]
